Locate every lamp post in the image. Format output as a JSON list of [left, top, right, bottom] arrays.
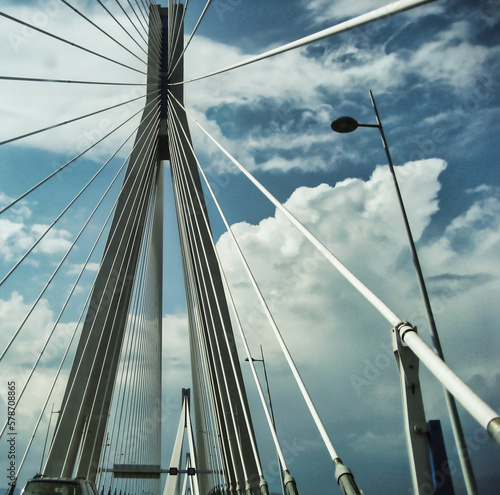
[[40, 405, 61, 473], [331, 90, 478, 495], [246, 346, 276, 427], [99, 433, 112, 492], [246, 346, 285, 495]]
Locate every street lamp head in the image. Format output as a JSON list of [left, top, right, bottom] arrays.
[[330, 116, 359, 133]]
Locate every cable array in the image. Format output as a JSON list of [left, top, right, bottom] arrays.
[[1, 2, 498, 495], [168, 99, 266, 493], [0, 4, 163, 495]]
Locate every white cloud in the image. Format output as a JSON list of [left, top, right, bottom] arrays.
[[408, 21, 492, 89], [0, 291, 80, 369], [422, 194, 500, 274], [1, 187, 77, 264], [0, 290, 79, 485], [183, 14, 493, 175], [162, 312, 191, 383], [305, 0, 446, 25], [0, 217, 73, 261], [306, 0, 390, 23], [217, 159, 448, 334], [213, 159, 500, 464], [65, 261, 100, 275], [32, 223, 73, 254], [0, 2, 146, 159]]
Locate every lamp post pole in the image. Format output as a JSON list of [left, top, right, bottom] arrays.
[[246, 346, 285, 495], [40, 404, 61, 473], [331, 90, 478, 495]]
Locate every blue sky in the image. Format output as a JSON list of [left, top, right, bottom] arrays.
[[0, 1, 499, 494]]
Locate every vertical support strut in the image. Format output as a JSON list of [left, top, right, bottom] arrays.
[[43, 5, 162, 482], [164, 390, 201, 495], [392, 323, 432, 494]]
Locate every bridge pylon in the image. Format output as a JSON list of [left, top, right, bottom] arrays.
[[43, 4, 262, 493]]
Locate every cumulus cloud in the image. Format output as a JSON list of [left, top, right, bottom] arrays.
[[212, 158, 500, 476], [421, 193, 500, 277], [217, 158, 447, 320]]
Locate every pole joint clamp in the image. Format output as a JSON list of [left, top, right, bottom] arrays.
[[394, 320, 416, 342]]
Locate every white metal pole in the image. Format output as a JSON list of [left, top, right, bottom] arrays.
[[174, 0, 437, 85], [398, 322, 500, 443]]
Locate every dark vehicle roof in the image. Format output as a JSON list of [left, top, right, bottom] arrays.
[[26, 479, 80, 484], [23, 478, 97, 495]]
